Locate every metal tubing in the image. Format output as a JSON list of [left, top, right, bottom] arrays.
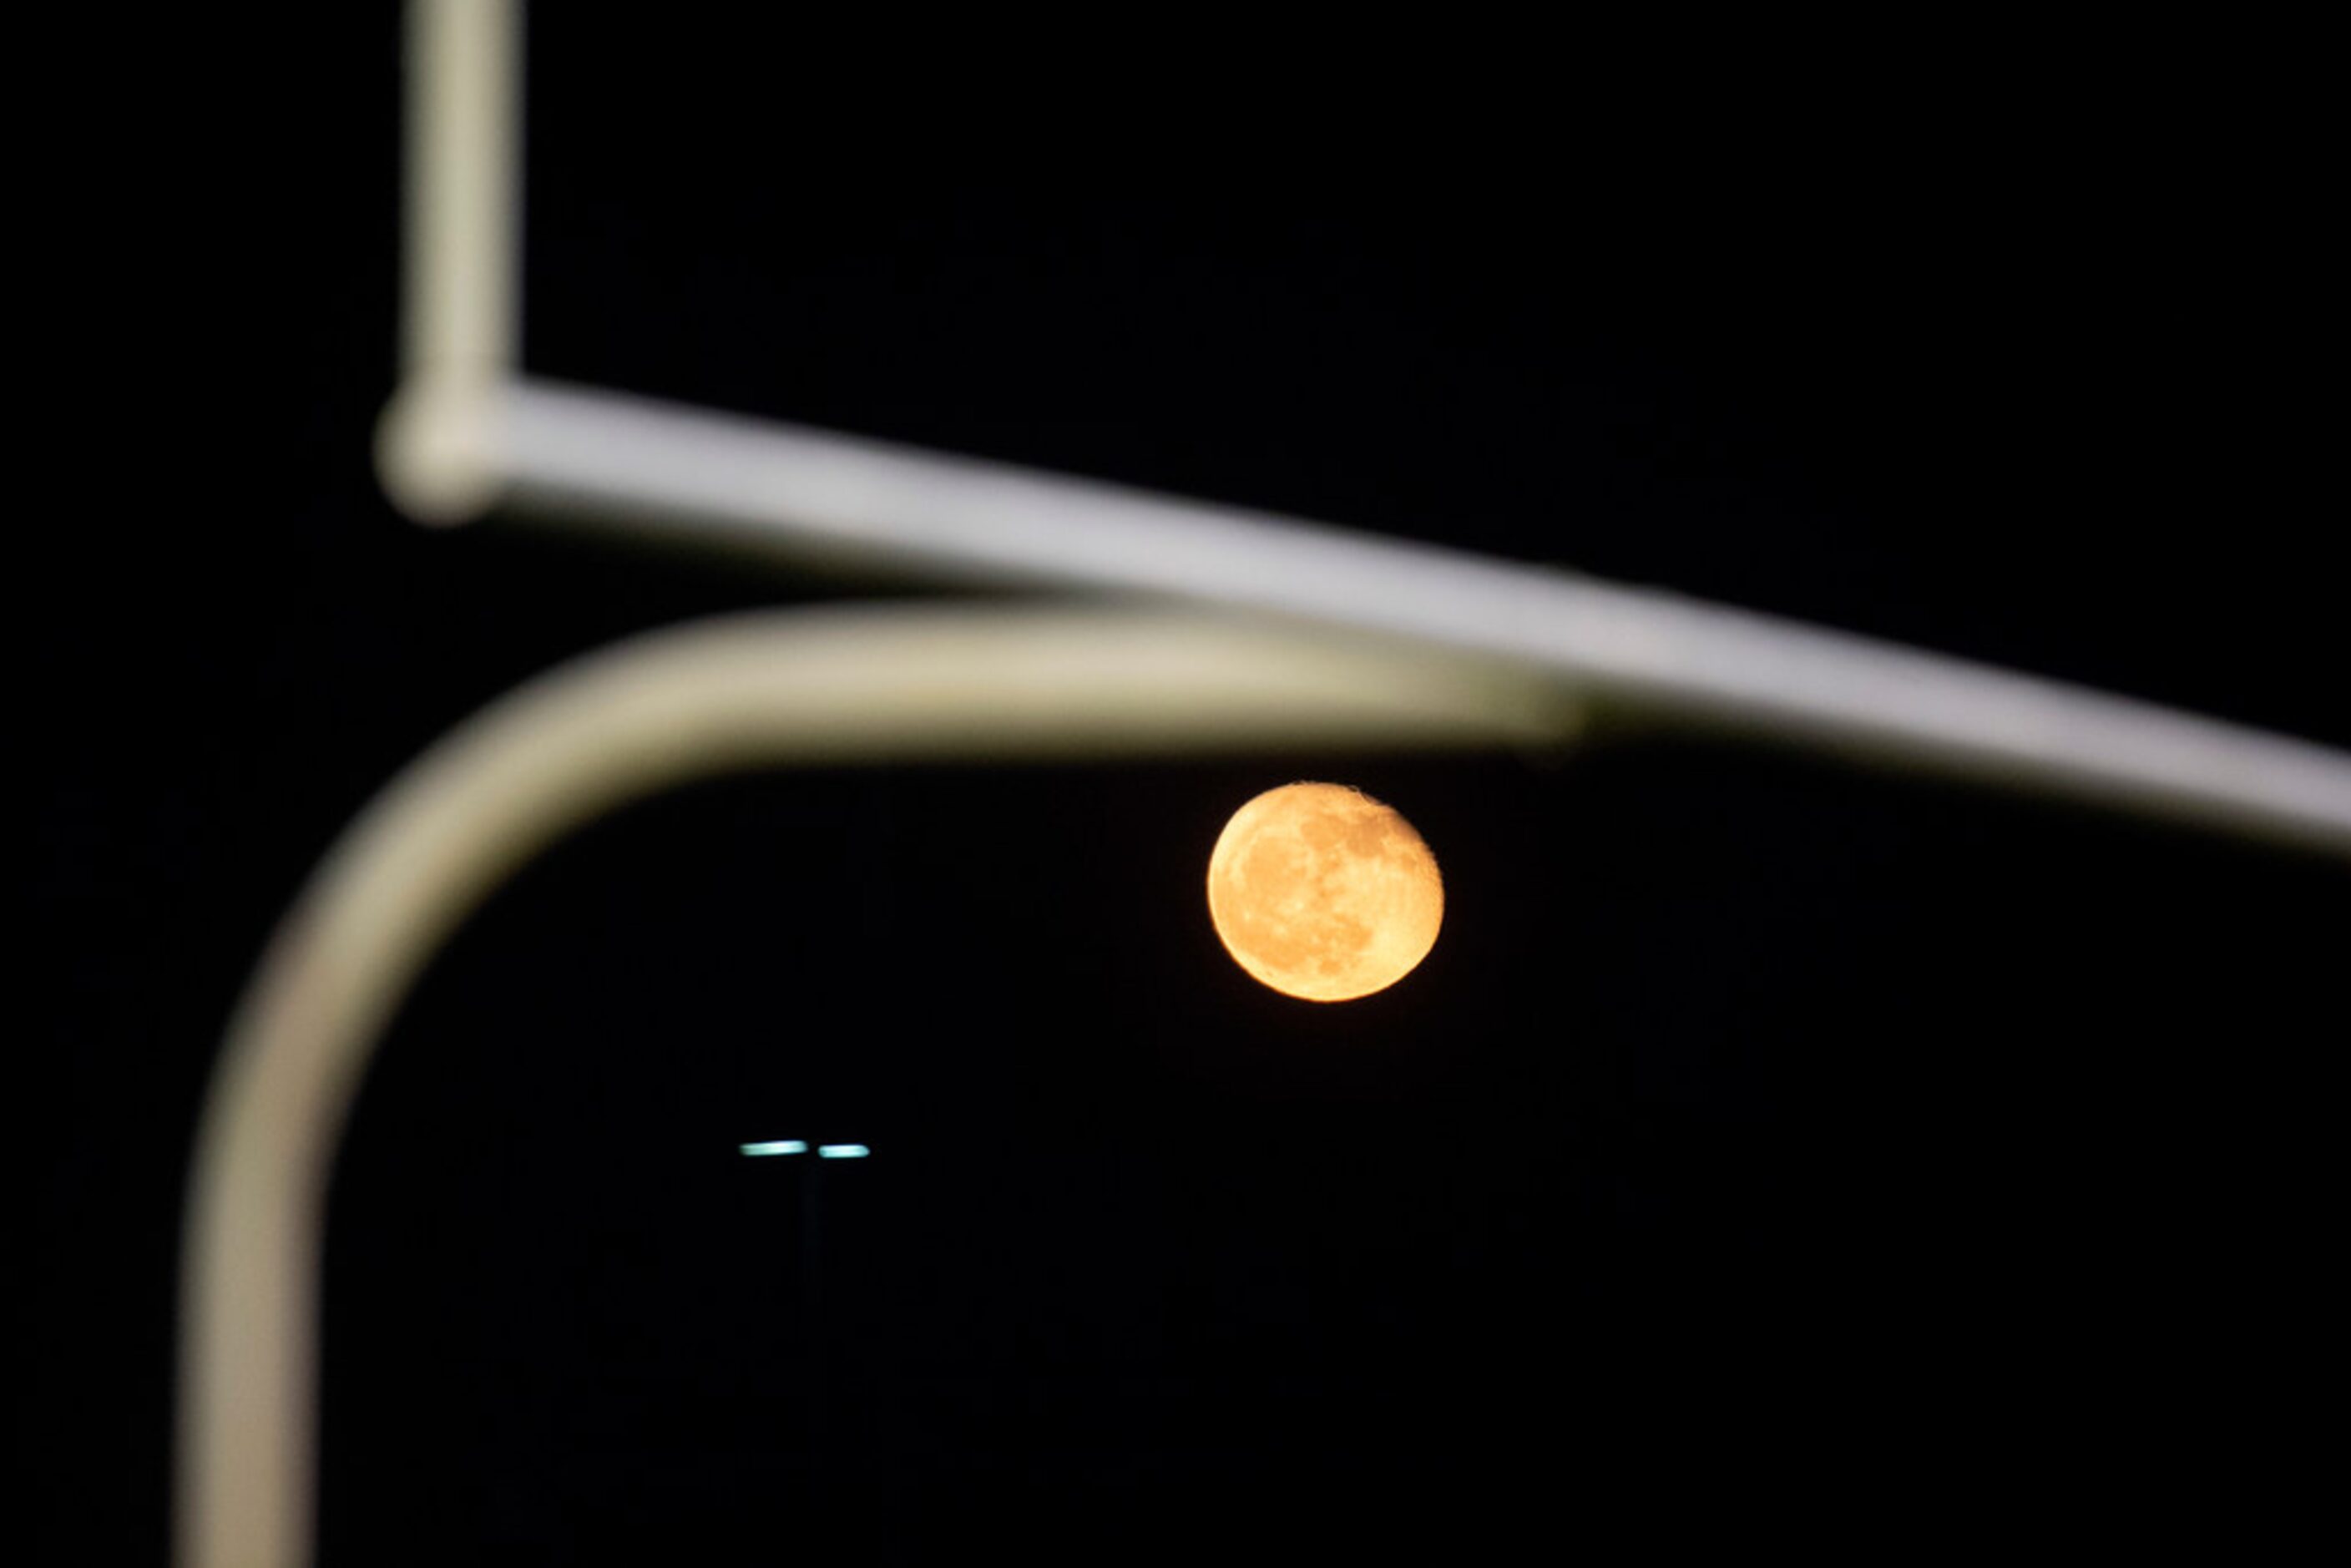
[[402, 0, 518, 383], [174, 604, 1577, 1567], [385, 377, 2351, 857]]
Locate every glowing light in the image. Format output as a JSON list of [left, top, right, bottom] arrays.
[[817, 1144, 870, 1160], [740, 1140, 809, 1156], [1206, 781, 1443, 1002]]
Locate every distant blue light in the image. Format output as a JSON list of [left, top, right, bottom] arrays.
[[817, 1144, 870, 1160], [740, 1140, 809, 1156]]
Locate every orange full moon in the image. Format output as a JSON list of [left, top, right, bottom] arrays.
[[1206, 782, 1444, 1002]]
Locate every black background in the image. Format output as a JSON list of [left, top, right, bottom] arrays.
[[35, 9, 2343, 1563]]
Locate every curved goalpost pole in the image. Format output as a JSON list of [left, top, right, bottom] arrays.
[[176, 605, 1578, 1568]]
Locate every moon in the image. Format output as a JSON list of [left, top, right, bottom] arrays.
[[1206, 782, 1443, 1002]]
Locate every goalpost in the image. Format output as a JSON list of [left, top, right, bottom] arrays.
[[179, 3, 2351, 1564], [374, 0, 2351, 855]]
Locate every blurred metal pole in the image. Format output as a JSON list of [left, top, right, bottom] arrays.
[[367, 0, 2351, 857], [402, 0, 516, 386], [383, 377, 2351, 858], [174, 606, 1577, 1568]]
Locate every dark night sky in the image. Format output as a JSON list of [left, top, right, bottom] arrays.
[[34, 10, 2343, 1563]]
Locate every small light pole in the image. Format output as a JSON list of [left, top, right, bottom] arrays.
[[741, 1140, 870, 1449]]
